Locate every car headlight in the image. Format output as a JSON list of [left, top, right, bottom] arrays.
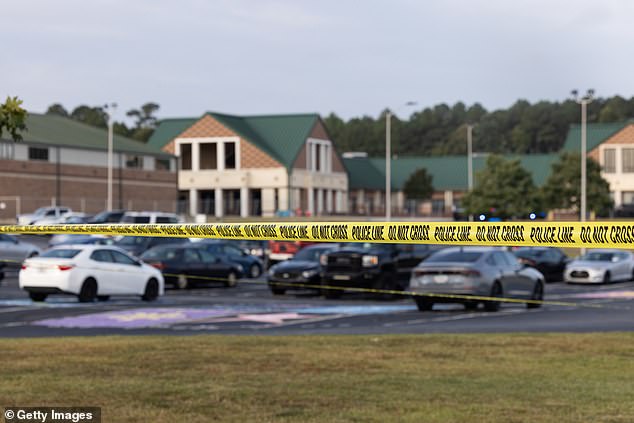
[[362, 255, 379, 267], [302, 269, 318, 279], [320, 254, 328, 266]]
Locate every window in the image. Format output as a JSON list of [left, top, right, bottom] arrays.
[[28, 147, 49, 161], [199, 143, 217, 169], [623, 148, 634, 173], [110, 250, 138, 265], [180, 143, 192, 170], [431, 199, 445, 215], [125, 155, 143, 169], [0, 142, 14, 159], [90, 250, 114, 263], [603, 148, 616, 173], [315, 144, 321, 171], [225, 142, 236, 169], [155, 158, 171, 171], [183, 249, 201, 263], [622, 192, 634, 205]]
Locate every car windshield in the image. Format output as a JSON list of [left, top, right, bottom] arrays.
[[339, 243, 391, 251], [32, 207, 49, 216], [116, 236, 148, 246], [425, 250, 483, 263], [514, 249, 544, 259], [580, 252, 615, 262], [294, 248, 329, 262], [121, 215, 151, 223], [41, 249, 81, 258], [141, 247, 181, 261]]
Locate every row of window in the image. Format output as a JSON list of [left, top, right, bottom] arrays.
[[603, 148, 634, 173], [180, 141, 237, 171], [0, 144, 171, 170]]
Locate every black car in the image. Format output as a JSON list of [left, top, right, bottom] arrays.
[[196, 240, 264, 278], [267, 244, 335, 295], [140, 244, 243, 289], [513, 247, 569, 282], [321, 243, 445, 299], [114, 236, 189, 257]]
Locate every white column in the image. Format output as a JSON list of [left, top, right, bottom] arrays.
[[214, 188, 222, 218], [278, 188, 289, 214], [335, 190, 342, 213], [308, 187, 315, 215], [262, 188, 276, 217], [444, 190, 453, 215], [317, 188, 324, 215], [240, 187, 249, 217], [192, 142, 200, 171], [326, 189, 333, 213], [310, 142, 317, 171], [189, 189, 197, 217], [218, 142, 225, 171]]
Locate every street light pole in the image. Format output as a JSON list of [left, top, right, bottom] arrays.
[[385, 101, 417, 221], [467, 124, 474, 222], [571, 89, 594, 222], [105, 103, 117, 212]]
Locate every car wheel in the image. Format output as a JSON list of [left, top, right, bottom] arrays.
[[142, 278, 159, 301], [176, 274, 189, 290], [225, 272, 238, 288], [415, 297, 433, 311], [97, 296, 110, 302], [526, 281, 543, 309], [29, 292, 47, 302], [249, 263, 262, 279], [464, 301, 479, 311], [270, 287, 286, 295], [373, 271, 399, 300], [484, 282, 502, 312], [78, 278, 97, 303], [603, 272, 611, 284]]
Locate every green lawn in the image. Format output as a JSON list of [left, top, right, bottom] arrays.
[[1, 334, 633, 422]]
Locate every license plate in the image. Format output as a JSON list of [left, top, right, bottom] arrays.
[[333, 275, 351, 281], [433, 275, 449, 283]]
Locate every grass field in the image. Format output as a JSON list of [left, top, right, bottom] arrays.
[[2, 334, 634, 422]]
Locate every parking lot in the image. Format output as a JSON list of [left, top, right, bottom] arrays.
[[1, 235, 633, 337]]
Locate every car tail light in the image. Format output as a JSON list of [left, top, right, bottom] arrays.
[[460, 269, 481, 277], [150, 262, 165, 270], [21, 264, 28, 270], [57, 264, 75, 271]]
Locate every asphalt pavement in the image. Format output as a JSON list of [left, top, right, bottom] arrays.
[[1, 234, 632, 337]]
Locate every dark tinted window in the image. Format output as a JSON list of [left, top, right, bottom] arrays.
[[580, 252, 615, 262], [121, 215, 151, 223], [183, 249, 201, 263], [425, 250, 483, 263], [41, 249, 81, 259], [156, 216, 179, 223], [294, 247, 330, 262], [198, 249, 216, 262], [90, 250, 114, 262], [110, 250, 137, 265], [117, 236, 148, 246], [141, 247, 182, 261]]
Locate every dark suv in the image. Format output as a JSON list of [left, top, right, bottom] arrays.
[[320, 243, 444, 299]]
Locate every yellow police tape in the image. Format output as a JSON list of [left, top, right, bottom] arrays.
[[2, 221, 634, 248]]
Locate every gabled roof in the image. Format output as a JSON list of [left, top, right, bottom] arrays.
[[562, 122, 628, 152], [150, 112, 321, 170], [3, 113, 172, 156], [344, 154, 559, 191]]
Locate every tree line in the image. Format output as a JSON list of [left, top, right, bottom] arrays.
[[325, 96, 634, 156]]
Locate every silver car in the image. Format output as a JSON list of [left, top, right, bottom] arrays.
[[564, 249, 634, 284], [409, 247, 545, 312], [0, 234, 41, 267]]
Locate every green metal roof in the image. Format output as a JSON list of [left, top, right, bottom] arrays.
[[562, 122, 627, 152], [345, 154, 559, 191], [147, 117, 197, 150], [4, 113, 172, 156], [149, 112, 321, 170]]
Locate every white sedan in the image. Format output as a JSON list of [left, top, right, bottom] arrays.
[[20, 245, 164, 302], [564, 249, 634, 284]]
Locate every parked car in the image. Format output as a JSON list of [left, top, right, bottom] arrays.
[[19, 245, 163, 302], [49, 234, 115, 248], [140, 244, 243, 289], [409, 247, 545, 312], [320, 243, 445, 299], [564, 249, 634, 284], [87, 210, 126, 224], [513, 247, 569, 282], [226, 240, 270, 268], [0, 234, 41, 267], [32, 212, 90, 225], [267, 244, 336, 295], [17, 206, 72, 225], [114, 236, 189, 257], [120, 211, 183, 224], [196, 240, 264, 278]]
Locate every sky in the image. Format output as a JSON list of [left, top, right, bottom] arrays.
[[3, 0, 634, 122]]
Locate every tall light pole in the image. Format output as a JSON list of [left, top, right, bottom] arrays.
[[571, 89, 594, 222], [386, 101, 417, 221], [104, 103, 117, 212], [467, 124, 474, 221]]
